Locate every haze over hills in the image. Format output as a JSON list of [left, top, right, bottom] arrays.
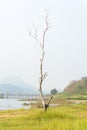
[[0, 77, 39, 94], [64, 77, 87, 95]]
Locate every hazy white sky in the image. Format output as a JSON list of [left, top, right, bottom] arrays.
[[0, 0, 87, 91]]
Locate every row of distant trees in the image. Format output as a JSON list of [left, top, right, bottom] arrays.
[[50, 88, 58, 95]]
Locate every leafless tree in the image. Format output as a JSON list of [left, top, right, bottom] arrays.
[[29, 12, 52, 111]]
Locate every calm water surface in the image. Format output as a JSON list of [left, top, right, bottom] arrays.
[[0, 99, 32, 110]]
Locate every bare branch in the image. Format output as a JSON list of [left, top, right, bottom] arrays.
[[29, 30, 42, 48], [41, 14, 50, 51], [42, 72, 48, 81]]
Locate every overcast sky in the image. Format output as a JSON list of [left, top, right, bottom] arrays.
[[0, 0, 87, 91]]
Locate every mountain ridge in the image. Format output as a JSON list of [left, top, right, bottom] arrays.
[[0, 77, 39, 94], [64, 77, 87, 95]]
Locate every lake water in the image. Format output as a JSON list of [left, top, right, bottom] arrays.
[[0, 99, 32, 110]]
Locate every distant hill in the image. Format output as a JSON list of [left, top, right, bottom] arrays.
[[64, 77, 87, 95], [0, 77, 39, 94]]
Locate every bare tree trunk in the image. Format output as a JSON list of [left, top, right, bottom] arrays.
[[39, 46, 47, 110], [29, 12, 52, 111]]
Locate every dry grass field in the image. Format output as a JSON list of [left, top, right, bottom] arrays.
[[0, 103, 87, 130]]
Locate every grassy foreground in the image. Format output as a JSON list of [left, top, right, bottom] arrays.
[[0, 104, 87, 130]]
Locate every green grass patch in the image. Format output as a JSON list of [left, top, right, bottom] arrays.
[[0, 105, 87, 130]]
